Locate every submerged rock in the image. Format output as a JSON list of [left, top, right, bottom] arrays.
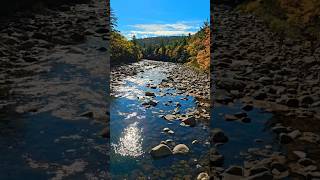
[[142, 100, 158, 107], [99, 128, 109, 138], [211, 128, 229, 143], [210, 148, 224, 167]]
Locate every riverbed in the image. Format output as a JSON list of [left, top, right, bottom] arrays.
[[110, 60, 210, 179]]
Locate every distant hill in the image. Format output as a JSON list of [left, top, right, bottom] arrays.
[[136, 36, 188, 48]]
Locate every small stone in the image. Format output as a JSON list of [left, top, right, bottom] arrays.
[[163, 114, 176, 121], [242, 104, 253, 111], [145, 91, 155, 96], [224, 114, 238, 121], [197, 172, 209, 180], [293, 151, 306, 159], [192, 140, 198, 144]]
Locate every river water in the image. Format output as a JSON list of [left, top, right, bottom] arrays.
[[110, 60, 210, 179], [212, 101, 283, 168]]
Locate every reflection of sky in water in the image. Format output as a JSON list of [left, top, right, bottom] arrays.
[[114, 85, 143, 100], [113, 66, 169, 100], [111, 122, 144, 157]]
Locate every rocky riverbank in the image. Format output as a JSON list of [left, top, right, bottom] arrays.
[[0, 0, 109, 179], [111, 60, 210, 123], [211, 4, 320, 179], [0, 0, 108, 121]]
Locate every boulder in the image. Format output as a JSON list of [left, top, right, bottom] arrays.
[[150, 144, 172, 158], [173, 144, 189, 154]]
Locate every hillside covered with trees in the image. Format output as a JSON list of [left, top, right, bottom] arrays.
[[110, 10, 142, 65], [137, 22, 210, 71], [110, 10, 210, 71]]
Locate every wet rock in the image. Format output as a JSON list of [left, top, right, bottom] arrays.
[[248, 167, 269, 176], [222, 166, 244, 179], [80, 111, 94, 118], [197, 172, 209, 180], [299, 95, 314, 107], [271, 125, 288, 134], [142, 100, 158, 107], [299, 132, 320, 143], [165, 139, 174, 145], [173, 144, 189, 155], [242, 104, 253, 111], [181, 116, 196, 127], [163, 127, 174, 134], [240, 117, 251, 123], [247, 171, 273, 180], [211, 128, 229, 143], [210, 148, 224, 167], [293, 151, 306, 159], [145, 91, 155, 96], [150, 144, 172, 158], [271, 162, 289, 179], [224, 114, 238, 121], [298, 158, 315, 167], [163, 114, 176, 121], [279, 133, 293, 144], [99, 128, 109, 138], [234, 112, 247, 118], [287, 129, 301, 139]]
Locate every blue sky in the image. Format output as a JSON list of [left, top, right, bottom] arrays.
[[111, 0, 209, 39]]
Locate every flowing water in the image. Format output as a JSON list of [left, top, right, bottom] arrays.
[[212, 101, 282, 167], [110, 60, 210, 179]]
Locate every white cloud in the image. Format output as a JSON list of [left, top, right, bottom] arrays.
[[124, 21, 201, 39]]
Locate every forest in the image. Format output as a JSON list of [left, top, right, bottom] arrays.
[[110, 11, 210, 71]]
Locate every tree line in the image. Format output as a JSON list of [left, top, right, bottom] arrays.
[[110, 9, 142, 65], [110, 10, 210, 71], [137, 22, 210, 71]]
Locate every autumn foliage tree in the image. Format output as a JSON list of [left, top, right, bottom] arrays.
[[138, 22, 210, 71], [110, 10, 142, 64]]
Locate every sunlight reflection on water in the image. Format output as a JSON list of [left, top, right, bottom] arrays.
[[112, 122, 144, 157], [114, 84, 143, 100]]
